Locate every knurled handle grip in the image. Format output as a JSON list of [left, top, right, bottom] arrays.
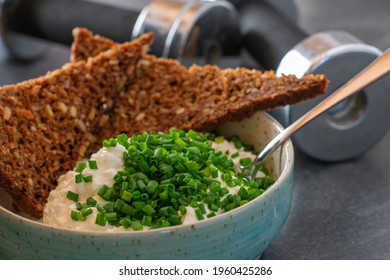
[[236, 0, 306, 69]]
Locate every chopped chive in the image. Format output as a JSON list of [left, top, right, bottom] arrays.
[[75, 162, 87, 173], [86, 197, 97, 207], [195, 208, 204, 220], [208, 204, 219, 212], [81, 208, 93, 217], [239, 157, 252, 167], [83, 174, 93, 183], [225, 203, 237, 211], [142, 215, 152, 226], [119, 217, 132, 228], [76, 201, 83, 210], [231, 151, 239, 159], [95, 213, 107, 226], [179, 205, 187, 215], [122, 204, 135, 216], [66, 191, 79, 202], [75, 130, 273, 230], [121, 190, 132, 202], [159, 206, 175, 217], [134, 201, 145, 210], [75, 173, 83, 184], [104, 212, 117, 222], [143, 204, 155, 216], [156, 218, 170, 228], [98, 185, 109, 197], [70, 210, 86, 221], [232, 135, 243, 149], [207, 212, 216, 218], [130, 220, 143, 231], [198, 203, 206, 214], [88, 160, 98, 170], [70, 210, 79, 221], [168, 215, 182, 225], [146, 180, 159, 194], [214, 136, 225, 144]]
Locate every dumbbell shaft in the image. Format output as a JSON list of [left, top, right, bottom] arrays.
[[237, 0, 306, 69]]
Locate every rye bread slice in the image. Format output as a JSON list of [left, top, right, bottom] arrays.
[[0, 33, 152, 218], [71, 28, 328, 145]]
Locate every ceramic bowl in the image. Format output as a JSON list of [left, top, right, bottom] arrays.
[[0, 111, 294, 259]]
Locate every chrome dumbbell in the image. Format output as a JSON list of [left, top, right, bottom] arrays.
[[231, 0, 390, 161], [0, 0, 241, 66]]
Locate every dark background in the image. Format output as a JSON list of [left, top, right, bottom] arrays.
[[1, 0, 390, 259]]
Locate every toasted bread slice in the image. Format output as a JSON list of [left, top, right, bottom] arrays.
[[71, 28, 328, 146], [0, 33, 152, 218]]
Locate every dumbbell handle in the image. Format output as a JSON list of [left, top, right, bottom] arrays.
[[2, 0, 140, 45], [235, 0, 306, 69]]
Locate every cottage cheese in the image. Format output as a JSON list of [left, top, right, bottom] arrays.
[[43, 139, 257, 232]]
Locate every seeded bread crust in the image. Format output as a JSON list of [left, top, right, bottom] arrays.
[[0, 33, 152, 218], [71, 28, 328, 149]]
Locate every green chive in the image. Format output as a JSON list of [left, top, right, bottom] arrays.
[[239, 157, 252, 167], [143, 204, 155, 216], [142, 215, 152, 226], [214, 136, 225, 144], [75, 173, 83, 184], [156, 218, 170, 228], [119, 217, 132, 228], [95, 213, 107, 226], [66, 191, 79, 202], [86, 197, 97, 207], [81, 208, 93, 217], [104, 212, 117, 222], [199, 203, 206, 214], [121, 190, 132, 202], [130, 220, 144, 231], [121, 204, 135, 216], [179, 205, 187, 215], [134, 201, 145, 210], [146, 180, 159, 194], [75, 162, 87, 173], [83, 174, 93, 183], [70, 210, 86, 221], [70, 210, 79, 221], [86, 130, 273, 230], [88, 160, 98, 170], [168, 215, 182, 225], [207, 212, 216, 218], [195, 208, 204, 220]]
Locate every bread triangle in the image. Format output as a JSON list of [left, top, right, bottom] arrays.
[[0, 33, 152, 217], [71, 28, 328, 149]]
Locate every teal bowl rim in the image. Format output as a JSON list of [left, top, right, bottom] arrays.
[[0, 111, 294, 237]]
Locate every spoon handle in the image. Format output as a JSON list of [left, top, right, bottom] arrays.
[[254, 47, 390, 166]]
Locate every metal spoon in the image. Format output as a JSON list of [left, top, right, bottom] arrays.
[[241, 47, 390, 181]]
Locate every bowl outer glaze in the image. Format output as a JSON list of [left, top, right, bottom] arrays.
[[0, 111, 294, 259]]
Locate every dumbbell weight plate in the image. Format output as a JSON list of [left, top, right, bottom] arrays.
[[132, 0, 241, 66], [276, 31, 390, 161]]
